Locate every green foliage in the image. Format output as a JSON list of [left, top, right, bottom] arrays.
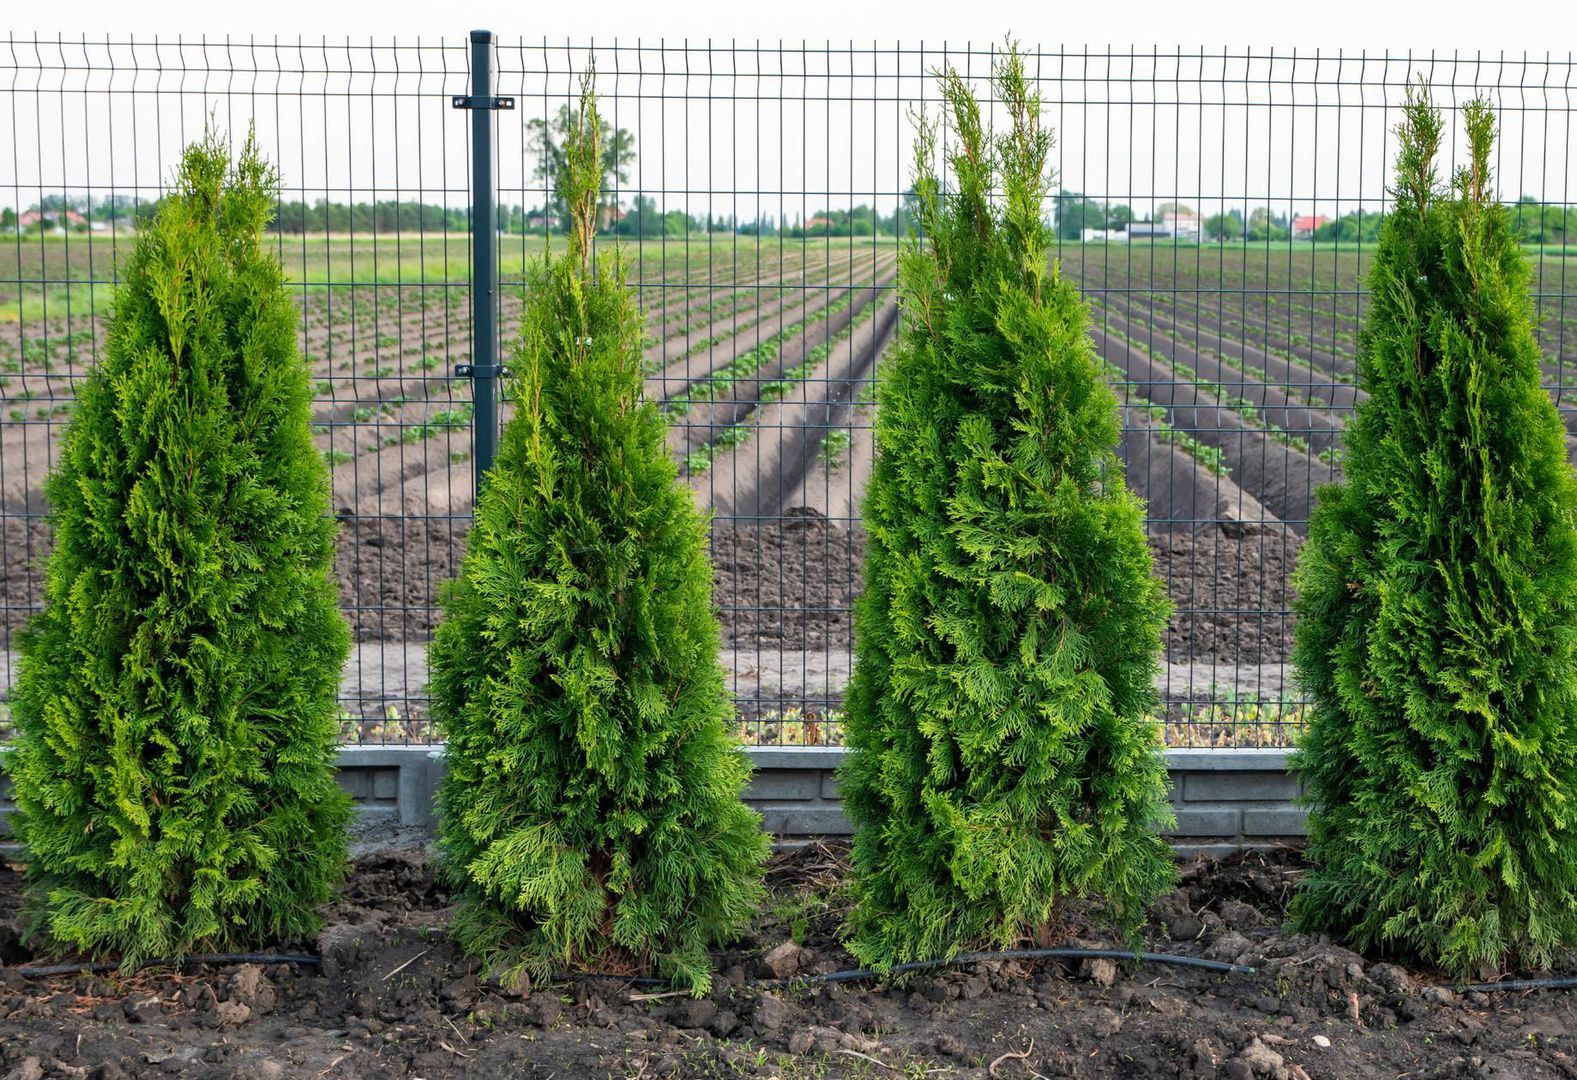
[[5, 132, 351, 965], [429, 73, 767, 996], [1054, 191, 1109, 238], [1205, 213, 1243, 241], [836, 46, 1176, 970], [1312, 209, 1387, 244], [526, 95, 636, 235], [1291, 85, 1577, 978], [1512, 196, 1577, 246]]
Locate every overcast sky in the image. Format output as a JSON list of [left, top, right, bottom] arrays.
[[12, 0, 1575, 53], [5, 0, 1576, 221]]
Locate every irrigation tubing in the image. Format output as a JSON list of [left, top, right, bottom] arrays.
[[1455, 976, 1577, 994], [16, 953, 322, 979], [16, 947, 1577, 996], [14, 947, 1242, 985], [754, 948, 1254, 987], [565, 947, 1255, 991]]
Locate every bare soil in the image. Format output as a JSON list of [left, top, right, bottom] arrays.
[[710, 513, 1299, 665], [697, 298, 898, 521], [0, 844, 1573, 1079], [3, 510, 1298, 667], [1091, 322, 1337, 530]]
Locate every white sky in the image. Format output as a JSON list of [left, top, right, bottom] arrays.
[[13, 0, 1575, 53], [5, 0, 1576, 221]]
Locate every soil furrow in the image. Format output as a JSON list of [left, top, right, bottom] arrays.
[[699, 297, 900, 521], [1095, 304, 1346, 457], [666, 277, 896, 470], [1093, 323, 1337, 530]]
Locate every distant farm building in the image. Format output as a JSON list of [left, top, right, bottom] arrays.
[[19, 208, 104, 232], [1162, 209, 1202, 240], [1292, 214, 1331, 239]]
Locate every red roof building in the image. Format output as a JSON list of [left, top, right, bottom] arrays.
[[19, 209, 89, 229]]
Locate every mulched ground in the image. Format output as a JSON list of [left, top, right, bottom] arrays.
[[0, 843, 1573, 1079]]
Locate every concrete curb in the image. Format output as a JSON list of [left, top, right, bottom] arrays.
[[0, 744, 1306, 851], [330, 743, 1305, 847]]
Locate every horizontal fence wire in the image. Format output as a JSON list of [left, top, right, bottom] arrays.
[[1, 36, 1574, 748]]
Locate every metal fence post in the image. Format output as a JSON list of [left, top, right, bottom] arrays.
[[453, 29, 514, 493]]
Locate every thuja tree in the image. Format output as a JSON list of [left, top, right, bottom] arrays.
[[837, 47, 1175, 969], [429, 75, 766, 995], [7, 133, 351, 964], [1291, 86, 1577, 978]]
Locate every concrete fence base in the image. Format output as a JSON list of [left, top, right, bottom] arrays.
[[334, 744, 1304, 854], [0, 745, 1305, 854]]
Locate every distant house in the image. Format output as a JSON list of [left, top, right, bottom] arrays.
[[1162, 209, 1202, 241], [1081, 227, 1128, 243], [1127, 221, 1171, 240], [20, 208, 91, 232], [597, 203, 627, 229], [805, 216, 833, 230], [1292, 214, 1331, 239]]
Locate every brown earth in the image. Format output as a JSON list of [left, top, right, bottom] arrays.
[[3, 512, 1297, 666], [0, 844, 1573, 1078], [710, 513, 1299, 664]]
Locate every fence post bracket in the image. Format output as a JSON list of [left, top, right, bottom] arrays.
[[451, 95, 515, 110]]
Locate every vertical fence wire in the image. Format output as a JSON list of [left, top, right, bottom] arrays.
[[0, 39, 1573, 746]]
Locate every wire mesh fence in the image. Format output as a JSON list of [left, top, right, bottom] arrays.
[[1, 36, 1573, 747]]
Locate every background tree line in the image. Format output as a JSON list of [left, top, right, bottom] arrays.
[[6, 151, 1572, 245]]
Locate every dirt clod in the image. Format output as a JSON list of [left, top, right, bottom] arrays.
[[760, 940, 810, 980], [213, 1000, 252, 1027], [1081, 956, 1119, 988], [1367, 961, 1413, 996], [1234, 1036, 1289, 1079]]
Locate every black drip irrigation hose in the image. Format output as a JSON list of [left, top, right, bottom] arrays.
[[755, 948, 1255, 987], [1455, 976, 1577, 994], [16, 953, 322, 979], [14, 947, 1576, 996], [564, 947, 1255, 991]]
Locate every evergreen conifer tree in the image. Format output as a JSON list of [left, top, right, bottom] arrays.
[[1290, 86, 1577, 978], [6, 132, 351, 964], [836, 46, 1176, 969], [429, 74, 767, 995]]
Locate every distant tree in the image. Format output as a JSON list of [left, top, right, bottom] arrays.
[[610, 195, 700, 238], [1312, 210, 1386, 244], [784, 205, 888, 239], [1205, 213, 1242, 241], [1513, 196, 1577, 245], [1246, 206, 1288, 242], [1105, 204, 1135, 229], [0, 207, 15, 232], [737, 213, 778, 236], [527, 93, 636, 233], [268, 198, 463, 235], [898, 185, 926, 237], [1055, 191, 1108, 239]]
